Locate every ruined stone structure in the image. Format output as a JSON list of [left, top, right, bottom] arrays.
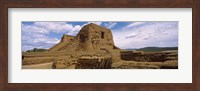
[[61, 34, 74, 42], [49, 23, 118, 52], [22, 23, 178, 69], [48, 23, 118, 69], [120, 51, 143, 60], [49, 34, 74, 51], [120, 50, 177, 62], [76, 56, 112, 69]]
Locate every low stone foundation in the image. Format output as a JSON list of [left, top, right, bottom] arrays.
[[52, 57, 77, 69], [120, 51, 143, 60], [76, 56, 112, 69], [120, 51, 169, 62]]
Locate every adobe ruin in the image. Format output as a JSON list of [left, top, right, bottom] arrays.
[[49, 34, 74, 51], [22, 23, 178, 69], [49, 23, 118, 52]]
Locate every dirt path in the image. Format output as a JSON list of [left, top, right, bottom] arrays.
[[22, 62, 53, 69]]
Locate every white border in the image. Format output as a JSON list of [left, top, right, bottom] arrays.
[[8, 8, 192, 83]]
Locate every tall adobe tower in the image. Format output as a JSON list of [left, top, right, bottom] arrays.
[[50, 23, 119, 52]]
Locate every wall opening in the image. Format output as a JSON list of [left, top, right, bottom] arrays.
[[80, 34, 86, 42], [101, 32, 104, 39]]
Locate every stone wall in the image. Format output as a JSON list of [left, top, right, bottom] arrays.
[[75, 56, 112, 69], [61, 34, 74, 42], [59, 23, 118, 52], [120, 51, 170, 62], [52, 56, 77, 69], [120, 51, 143, 60], [49, 34, 74, 51]]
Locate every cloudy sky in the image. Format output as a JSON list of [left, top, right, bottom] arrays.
[[22, 21, 178, 51]]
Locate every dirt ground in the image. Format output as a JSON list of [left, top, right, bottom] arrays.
[[22, 62, 53, 69]]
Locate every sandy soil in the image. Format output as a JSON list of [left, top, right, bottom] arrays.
[[22, 62, 53, 69]]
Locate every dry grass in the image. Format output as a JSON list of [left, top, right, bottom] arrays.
[[23, 57, 53, 65], [112, 60, 178, 69], [22, 62, 53, 69], [23, 51, 70, 57], [22, 49, 178, 69], [22, 55, 72, 65]]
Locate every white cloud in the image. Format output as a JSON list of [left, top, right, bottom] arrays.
[[22, 24, 49, 34], [22, 21, 103, 51], [81, 22, 102, 27], [22, 32, 60, 51], [88, 22, 102, 25], [33, 22, 82, 35], [104, 22, 117, 29], [124, 22, 146, 29], [113, 22, 178, 49], [22, 21, 178, 51], [22, 22, 83, 51]]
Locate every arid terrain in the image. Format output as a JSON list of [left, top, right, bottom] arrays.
[[22, 23, 178, 69]]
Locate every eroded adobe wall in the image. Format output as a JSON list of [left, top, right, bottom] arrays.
[[120, 51, 175, 62], [61, 23, 117, 52], [61, 34, 74, 42], [49, 34, 74, 51], [75, 56, 112, 69]]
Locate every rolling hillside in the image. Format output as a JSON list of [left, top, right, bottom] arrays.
[[136, 47, 178, 52]]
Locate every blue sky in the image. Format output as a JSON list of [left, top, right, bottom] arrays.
[[22, 21, 178, 51]]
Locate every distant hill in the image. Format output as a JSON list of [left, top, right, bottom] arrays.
[[136, 47, 178, 52]]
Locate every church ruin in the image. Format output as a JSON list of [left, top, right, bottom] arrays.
[[49, 23, 119, 52], [22, 23, 178, 69]]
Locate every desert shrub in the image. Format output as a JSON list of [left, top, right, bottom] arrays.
[[26, 48, 47, 52]]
